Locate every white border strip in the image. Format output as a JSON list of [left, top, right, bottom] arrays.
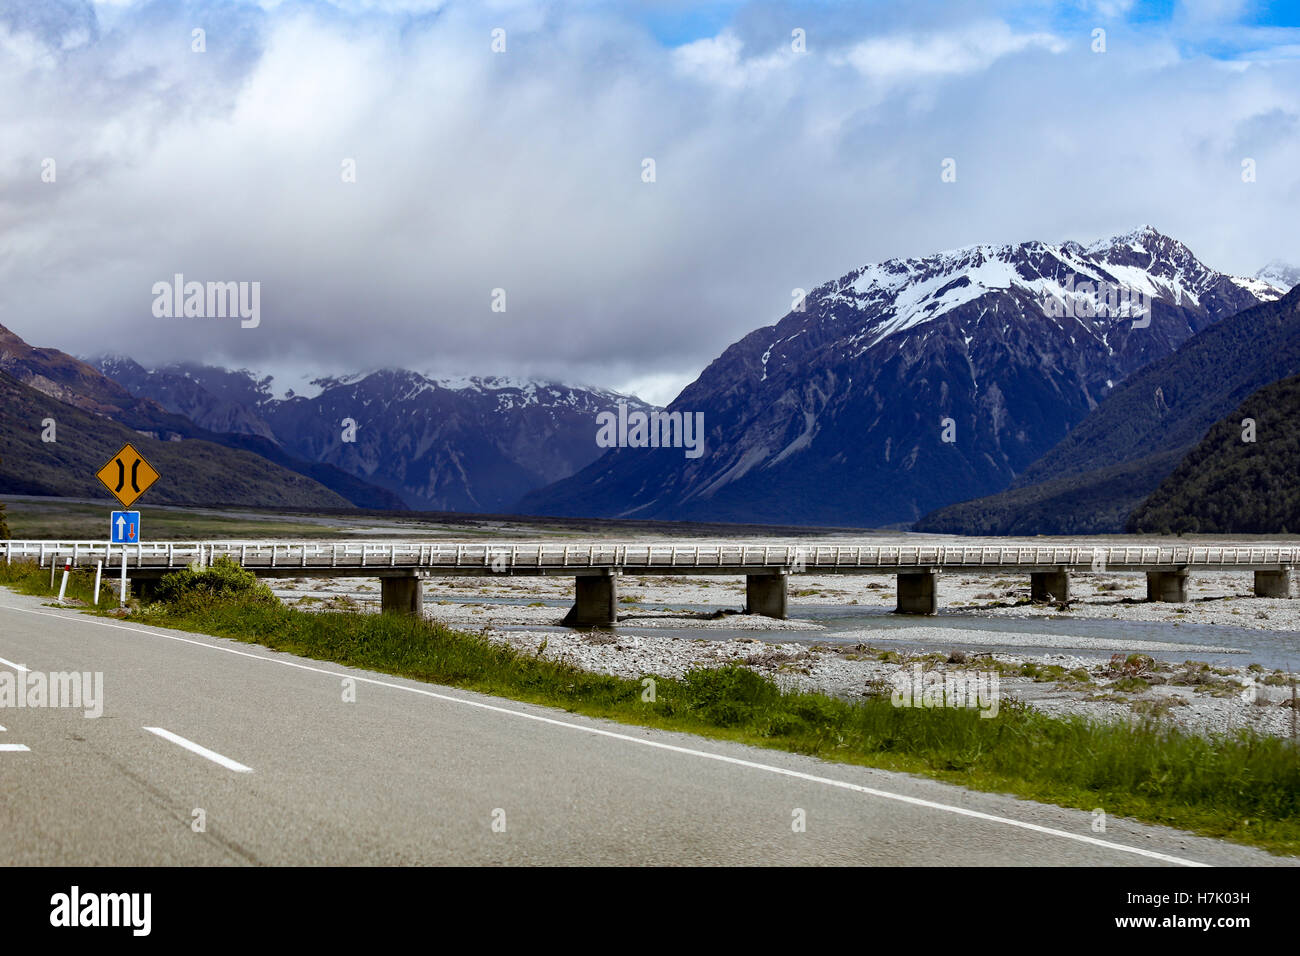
[[3, 602, 1211, 865], [143, 726, 253, 773]]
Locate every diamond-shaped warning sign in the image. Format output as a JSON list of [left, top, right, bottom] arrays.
[[95, 443, 160, 508]]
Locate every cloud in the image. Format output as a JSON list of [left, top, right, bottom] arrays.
[[0, 0, 1297, 402], [670, 30, 794, 89], [834, 20, 1068, 80]]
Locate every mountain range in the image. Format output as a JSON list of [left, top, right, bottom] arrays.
[[90, 358, 654, 512], [0, 323, 404, 510], [0, 367, 352, 509], [4, 226, 1293, 532], [520, 227, 1285, 527], [917, 282, 1300, 533]]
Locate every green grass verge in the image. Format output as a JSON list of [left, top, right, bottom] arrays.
[[2, 559, 1298, 856]]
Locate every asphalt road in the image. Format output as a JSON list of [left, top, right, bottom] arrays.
[[0, 589, 1290, 866]]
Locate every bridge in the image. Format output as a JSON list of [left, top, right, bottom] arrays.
[[3, 540, 1297, 625]]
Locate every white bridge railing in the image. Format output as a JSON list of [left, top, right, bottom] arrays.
[[2, 541, 1298, 573]]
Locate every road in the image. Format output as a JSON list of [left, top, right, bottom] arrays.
[[0, 589, 1290, 866]]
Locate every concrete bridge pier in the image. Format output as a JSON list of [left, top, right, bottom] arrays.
[[1254, 569, 1293, 598], [746, 571, 789, 619], [380, 572, 425, 616], [1030, 571, 1070, 603], [896, 570, 939, 615], [562, 570, 619, 627], [1145, 568, 1189, 603]]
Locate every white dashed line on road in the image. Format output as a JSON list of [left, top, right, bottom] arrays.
[[0, 726, 29, 753], [144, 727, 253, 773]]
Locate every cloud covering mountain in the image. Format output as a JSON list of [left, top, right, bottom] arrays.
[[1, 0, 1297, 405]]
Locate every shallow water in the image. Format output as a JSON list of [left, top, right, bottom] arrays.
[[305, 586, 1300, 671], [516, 599, 1300, 671], [802, 606, 1300, 668]]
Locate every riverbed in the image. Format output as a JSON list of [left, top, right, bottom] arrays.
[[271, 567, 1300, 740]]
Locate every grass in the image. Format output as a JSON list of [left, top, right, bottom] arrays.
[[3, 559, 1299, 856], [2, 498, 352, 540], [0, 496, 590, 541]]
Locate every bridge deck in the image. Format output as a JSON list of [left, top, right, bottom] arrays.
[[4, 541, 1298, 576]]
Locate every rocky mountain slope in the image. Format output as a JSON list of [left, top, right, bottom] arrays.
[[521, 227, 1282, 527], [0, 370, 351, 509], [93, 359, 656, 512], [93, 358, 278, 441], [918, 283, 1300, 533], [2, 325, 201, 441], [0, 325, 402, 509]]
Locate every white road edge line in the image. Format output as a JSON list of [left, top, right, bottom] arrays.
[[2, 602, 1209, 866], [143, 726, 253, 773], [0, 744, 31, 752], [0, 655, 29, 673]]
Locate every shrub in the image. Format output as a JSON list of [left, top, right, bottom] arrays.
[[679, 665, 782, 727], [154, 556, 276, 607]]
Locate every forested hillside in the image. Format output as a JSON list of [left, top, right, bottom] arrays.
[[1128, 376, 1300, 534]]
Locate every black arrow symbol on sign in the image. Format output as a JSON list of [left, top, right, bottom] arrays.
[[114, 459, 125, 492], [131, 460, 141, 493]]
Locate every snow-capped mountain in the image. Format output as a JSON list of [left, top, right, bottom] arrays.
[[520, 226, 1281, 527], [92, 358, 656, 512], [93, 357, 279, 440], [1256, 260, 1300, 293]]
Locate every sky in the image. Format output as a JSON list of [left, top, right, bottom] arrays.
[[1, 0, 1298, 405]]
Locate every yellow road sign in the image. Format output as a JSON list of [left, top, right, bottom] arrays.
[[96, 443, 160, 508]]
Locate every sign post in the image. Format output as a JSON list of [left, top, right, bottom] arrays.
[[95, 444, 160, 609]]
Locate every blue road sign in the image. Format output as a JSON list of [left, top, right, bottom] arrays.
[[110, 511, 141, 545]]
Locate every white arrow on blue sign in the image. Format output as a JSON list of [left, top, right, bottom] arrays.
[[110, 511, 141, 545]]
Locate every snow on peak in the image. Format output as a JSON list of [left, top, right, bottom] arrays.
[[1084, 224, 1168, 255], [809, 226, 1248, 354], [1255, 260, 1300, 292], [432, 374, 546, 393]]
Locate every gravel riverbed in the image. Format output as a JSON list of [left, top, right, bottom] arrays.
[[273, 565, 1300, 741]]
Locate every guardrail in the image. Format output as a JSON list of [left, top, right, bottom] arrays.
[[3, 541, 1298, 573]]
